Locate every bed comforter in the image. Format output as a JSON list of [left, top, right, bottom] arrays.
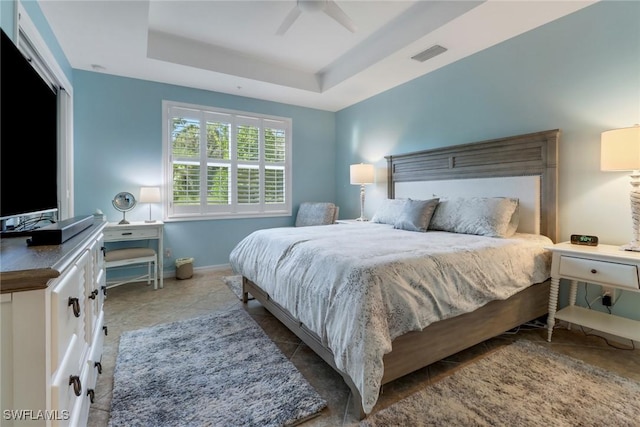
[[229, 223, 552, 413]]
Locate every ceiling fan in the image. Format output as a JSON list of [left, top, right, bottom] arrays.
[[276, 0, 358, 36]]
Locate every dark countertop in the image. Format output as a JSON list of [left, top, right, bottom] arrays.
[[0, 220, 107, 293]]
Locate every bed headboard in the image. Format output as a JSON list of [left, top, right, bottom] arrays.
[[385, 129, 560, 242]]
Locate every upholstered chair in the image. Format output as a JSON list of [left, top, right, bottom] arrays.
[[295, 202, 339, 226]]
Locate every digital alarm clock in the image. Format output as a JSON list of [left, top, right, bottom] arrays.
[[570, 234, 599, 246]]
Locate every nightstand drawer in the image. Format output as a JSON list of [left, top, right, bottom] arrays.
[[558, 255, 640, 289]]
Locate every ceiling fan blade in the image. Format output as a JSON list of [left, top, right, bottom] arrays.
[[324, 0, 357, 33], [276, 6, 302, 35]]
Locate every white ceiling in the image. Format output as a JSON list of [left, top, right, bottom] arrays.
[[38, 0, 596, 112]]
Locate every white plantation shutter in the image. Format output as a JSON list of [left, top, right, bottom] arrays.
[[164, 101, 292, 219], [237, 166, 260, 205], [264, 120, 287, 205], [265, 167, 285, 203]]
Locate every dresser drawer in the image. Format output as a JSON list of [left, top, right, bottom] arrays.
[[104, 226, 159, 241], [86, 311, 105, 398], [51, 264, 86, 368], [51, 334, 85, 425], [558, 255, 640, 289]]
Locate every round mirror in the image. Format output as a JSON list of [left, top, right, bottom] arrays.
[[112, 192, 137, 224]]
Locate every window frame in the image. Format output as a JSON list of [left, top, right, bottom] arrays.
[[162, 100, 292, 221]]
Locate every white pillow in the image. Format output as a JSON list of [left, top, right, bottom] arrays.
[[428, 197, 519, 238], [371, 199, 406, 225]]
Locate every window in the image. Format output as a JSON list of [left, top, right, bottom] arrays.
[[163, 101, 292, 220]]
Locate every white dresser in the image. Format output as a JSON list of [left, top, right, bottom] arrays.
[[0, 220, 107, 426]]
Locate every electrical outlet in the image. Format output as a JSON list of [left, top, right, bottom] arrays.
[[602, 286, 616, 306], [164, 248, 172, 258]]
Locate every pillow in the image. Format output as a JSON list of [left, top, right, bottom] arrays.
[[428, 197, 519, 238], [505, 201, 520, 236], [394, 198, 440, 232], [371, 198, 407, 225]]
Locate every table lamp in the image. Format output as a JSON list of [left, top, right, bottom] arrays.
[[139, 187, 161, 223], [601, 125, 640, 251], [350, 163, 374, 221]]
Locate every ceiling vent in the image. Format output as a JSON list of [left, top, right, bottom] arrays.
[[411, 45, 447, 62]]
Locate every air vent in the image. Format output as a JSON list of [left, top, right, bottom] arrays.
[[411, 45, 447, 62]]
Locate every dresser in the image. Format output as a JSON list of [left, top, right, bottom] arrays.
[[546, 242, 640, 344], [0, 220, 107, 426]]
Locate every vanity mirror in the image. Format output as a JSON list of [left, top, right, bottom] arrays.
[[112, 192, 137, 224]]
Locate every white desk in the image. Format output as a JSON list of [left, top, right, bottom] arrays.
[[104, 221, 164, 289]]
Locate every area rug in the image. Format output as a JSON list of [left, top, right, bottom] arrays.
[[109, 307, 326, 427], [223, 275, 254, 301], [361, 340, 640, 426]]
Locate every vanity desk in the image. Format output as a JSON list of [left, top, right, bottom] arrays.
[[103, 221, 164, 289]]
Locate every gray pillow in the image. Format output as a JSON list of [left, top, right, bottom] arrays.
[[371, 199, 407, 225], [394, 198, 440, 232], [428, 197, 519, 238]]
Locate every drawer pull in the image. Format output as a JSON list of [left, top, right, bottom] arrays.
[[95, 361, 102, 374], [89, 289, 99, 300], [68, 297, 81, 317], [103, 325, 108, 336], [101, 285, 107, 296], [121, 232, 133, 236], [87, 389, 95, 404], [69, 375, 82, 396], [590, 269, 597, 274]]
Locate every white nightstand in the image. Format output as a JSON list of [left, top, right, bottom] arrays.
[[335, 219, 368, 224], [546, 242, 640, 343]]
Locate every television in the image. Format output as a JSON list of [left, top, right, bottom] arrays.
[[1, 28, 58, 229]]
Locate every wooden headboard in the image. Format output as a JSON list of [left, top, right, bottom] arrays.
[[385, 129, 560, 242]]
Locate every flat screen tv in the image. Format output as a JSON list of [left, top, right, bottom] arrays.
[[1, 28, 58, 225]]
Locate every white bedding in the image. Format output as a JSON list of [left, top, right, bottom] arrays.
[[229, 223, 552, 414]]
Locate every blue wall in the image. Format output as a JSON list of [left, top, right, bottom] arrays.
[[4, 1, 640, 321], [335, 1, 640, 320], [73, 71, 336, 269]]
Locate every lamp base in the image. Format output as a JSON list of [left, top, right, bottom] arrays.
[[621, 243, 640, 252]]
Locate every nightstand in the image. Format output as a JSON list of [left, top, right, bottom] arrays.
[[335, 219, 367, 224], [546, 242, 640, 343]]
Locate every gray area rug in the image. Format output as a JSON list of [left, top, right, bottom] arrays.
[[362, 340, 640, 426], [224, 275, 254, 301], [109, 307, 326, 427]]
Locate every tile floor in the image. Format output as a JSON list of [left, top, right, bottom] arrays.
[[89, 269, 640, 426]]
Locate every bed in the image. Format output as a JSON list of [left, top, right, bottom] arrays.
[[229, 129, 560, 419]]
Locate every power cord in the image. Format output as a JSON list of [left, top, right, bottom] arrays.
[[578, 325, 636, 351], [501, 318, 547, 335]]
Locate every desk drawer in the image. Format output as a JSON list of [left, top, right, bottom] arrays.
[[558, 256, 640, 289], [104, 227, 159, 241]]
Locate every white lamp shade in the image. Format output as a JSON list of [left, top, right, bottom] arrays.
[[139, 187, 161, 203], [601, 125, 640, 171], [350, 163, 374, 185]]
